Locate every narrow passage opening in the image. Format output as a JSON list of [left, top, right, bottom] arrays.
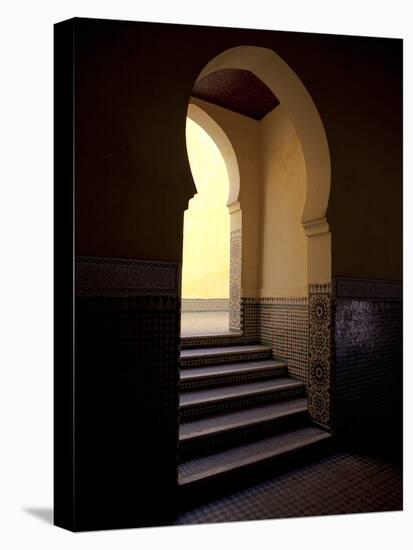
[[181, 117, 230, 336]]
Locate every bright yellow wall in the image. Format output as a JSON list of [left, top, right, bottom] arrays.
[[260, 105, 308, 296], [187, 99, 309, 299], [182, 118, 230, 298]]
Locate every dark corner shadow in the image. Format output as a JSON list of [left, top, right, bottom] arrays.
[[24, 507, 53, 525]]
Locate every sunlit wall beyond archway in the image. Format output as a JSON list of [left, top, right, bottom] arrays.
[[182, 118, 230, 300]]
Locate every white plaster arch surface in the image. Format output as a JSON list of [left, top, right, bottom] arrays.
[[196, 46, 332, 284]]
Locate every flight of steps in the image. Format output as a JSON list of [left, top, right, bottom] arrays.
[[178, 342, 331, 500]]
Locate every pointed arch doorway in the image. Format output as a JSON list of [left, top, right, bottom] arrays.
[[180, 104, 242, 337], [181, 45, 333, 426]]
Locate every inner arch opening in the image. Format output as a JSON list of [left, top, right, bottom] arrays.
[[180, 118, 231, 336]]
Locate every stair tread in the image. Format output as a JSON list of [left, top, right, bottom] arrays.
[[178, 425, 331, 485], [180, 359, 287, 380], [180, 377, 304, 408], [180, 397, 308, 441], [180, 344, 272, 360]]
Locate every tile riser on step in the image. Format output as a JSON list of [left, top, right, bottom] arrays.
[[180, 335, 253, 350], [180, 351, 272, 369], [179, 411, 309, 461], [180, 367, 287, 391], [180, 386, 305, 421]]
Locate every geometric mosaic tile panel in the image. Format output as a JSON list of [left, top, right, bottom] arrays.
[[257, 298, 309, 386], [229, 230, 242, 331], [241, 298, 260, 342], [308, 284, 332, 427]]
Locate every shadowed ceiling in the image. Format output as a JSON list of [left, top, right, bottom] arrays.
[[192, 69, 280, 121]]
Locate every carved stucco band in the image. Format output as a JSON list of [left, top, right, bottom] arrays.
[[230, 230, 242, 330], [75, 256, 181, 297], [308, 283, 331, 427]]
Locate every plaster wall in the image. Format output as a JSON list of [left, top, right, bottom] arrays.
[[190, 99, 309, 298], [259, 106, 308, 297]]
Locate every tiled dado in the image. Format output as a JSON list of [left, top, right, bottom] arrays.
[[75, 256, 181, 415], [240, 297, 309, 383], [74, 256, 181, 523], [182, 293, 331, 428], [243, 293, 331, 428], [256, 297, 309, 386], [241, 298, 260, 341], [332, 277, 402, 437]]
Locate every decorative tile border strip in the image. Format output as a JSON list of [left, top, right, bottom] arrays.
[[77, 293, 180, 311], [256, 297, 309, 305], [229, 230, 242, 330], [308, 284, 332, 427], [182, 298, 229, 312], [334, 277, 401, 300], [75, 256, 181, 297], [309, 283, 332, 295]]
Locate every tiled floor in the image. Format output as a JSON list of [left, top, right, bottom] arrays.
[[175, 450, 402, 524], [181, 312, 229, 336]]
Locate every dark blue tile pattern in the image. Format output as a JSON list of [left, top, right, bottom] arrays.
[[333, 299, 402, 435]]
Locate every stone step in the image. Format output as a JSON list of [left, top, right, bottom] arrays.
[[180, 359, 287, 390], [179, 397, 308, 460], [180, 344, 273, 368], [178, 425, 331, 487], [180, 377, 305, 420]]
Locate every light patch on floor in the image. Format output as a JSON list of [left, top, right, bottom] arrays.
[[181, 311, 230, 336]]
